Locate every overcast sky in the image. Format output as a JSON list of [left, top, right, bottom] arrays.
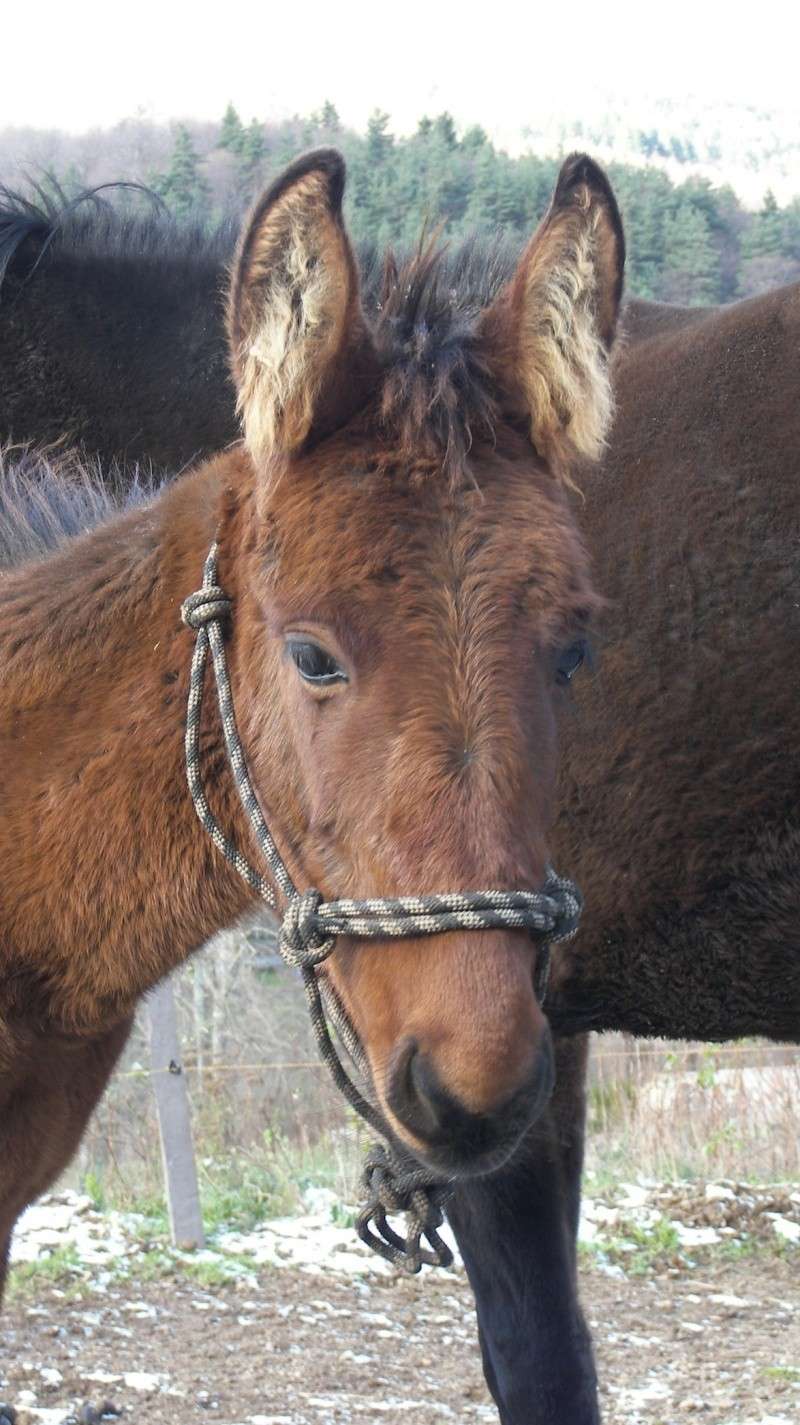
[[4, 1, 799, 137]]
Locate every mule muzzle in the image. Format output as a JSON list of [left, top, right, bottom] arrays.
[[386, 1030, 555, 1176]]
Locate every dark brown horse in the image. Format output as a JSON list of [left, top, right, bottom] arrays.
[[0, 185, 238, 470], [549, 283, 800, 1045], [1, 149, 623, 1421]]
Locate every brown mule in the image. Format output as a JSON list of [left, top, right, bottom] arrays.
[[1, 149, 623, 1423]]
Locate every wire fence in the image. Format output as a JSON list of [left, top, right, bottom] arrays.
[[127, 1039, 799, 1078]]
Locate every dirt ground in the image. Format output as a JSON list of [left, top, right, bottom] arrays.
[[1, 1253, 798, 1425]]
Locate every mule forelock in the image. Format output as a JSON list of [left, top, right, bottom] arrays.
[[372, 242, 502, 482]]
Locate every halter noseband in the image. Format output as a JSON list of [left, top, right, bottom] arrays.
[[181, 542, 583, 1272]]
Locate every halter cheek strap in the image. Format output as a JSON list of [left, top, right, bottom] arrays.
[[181, 542, 583, 1273]]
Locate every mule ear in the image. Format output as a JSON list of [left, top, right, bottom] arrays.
[[482, 153, 625, 474], [227, 149, 376, 464]]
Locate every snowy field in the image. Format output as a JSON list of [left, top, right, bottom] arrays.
[[1, 1182, 798, 1425]]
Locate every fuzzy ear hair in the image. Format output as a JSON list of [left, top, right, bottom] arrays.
[[482, 153, 625, 475], [227, 149, 376, 464]]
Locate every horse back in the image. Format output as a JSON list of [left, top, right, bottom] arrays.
[[552, 281, 800, 1042]]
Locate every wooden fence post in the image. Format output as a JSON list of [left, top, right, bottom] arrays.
[[146, 977, 205, 1249]]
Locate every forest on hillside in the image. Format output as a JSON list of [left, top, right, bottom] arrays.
[[2, 103, 799, 304]]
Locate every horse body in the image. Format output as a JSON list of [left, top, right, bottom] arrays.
[[0, 459, 251, 1027], [0, 194, 237, 469], [455, 278, 800, 1413], [550, 282, 800, 1043], [0, 456, 250, 1292]]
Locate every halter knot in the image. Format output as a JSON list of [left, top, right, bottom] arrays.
[[181, 586, 232, 630], [280, 888, 335, 968], [356, 1144, 454, 1274], [545, 876, 583, 943]]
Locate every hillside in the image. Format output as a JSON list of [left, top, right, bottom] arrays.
[[2, 100, 798, 304]]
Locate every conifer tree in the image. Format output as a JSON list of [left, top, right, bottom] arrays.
[[156, 126, 209, 218], [659, 199, 721, 304], [240, 119, 266, 176], [743, 190, 784, 259], [319, 100, 341, 134], [219, 103, 245, 155], [126, 100, 797, 305], [461, 125, 488, 153], [784, 198, 800, 262], [433, 112, 457, 149], [365, 110, 393, 166], [738, 190, 798, 295], [612, 168, 672, 299]]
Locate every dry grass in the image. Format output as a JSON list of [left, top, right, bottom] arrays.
[[586, 1034, 800, 1185]]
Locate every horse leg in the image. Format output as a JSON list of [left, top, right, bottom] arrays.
[[0, 1018, 132, 1306], [446, 1035, 598, 1425]]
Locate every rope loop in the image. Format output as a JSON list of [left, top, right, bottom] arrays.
[[356, 1144, 454, 1274], [181, 586, 232, 630], [280, 889, 335, 968]]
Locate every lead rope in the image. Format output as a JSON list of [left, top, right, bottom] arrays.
[[181, 542, 583, 1273]]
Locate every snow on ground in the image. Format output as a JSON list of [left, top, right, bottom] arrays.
[[3, 1247, 798, 1425], [579, 1178, 800, 1255], [10, 1197, 138, 1273], [2, 1181, 799, 1425], [10, 1189, 440, 1282], [11, 1178, 800, 1287]]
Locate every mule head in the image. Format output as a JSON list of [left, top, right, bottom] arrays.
[[222, 148, 624, 1176]]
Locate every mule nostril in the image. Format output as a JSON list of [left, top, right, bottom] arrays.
[[407, 1045, 447, 1139], [387, 1038, 443, 1142], [388, 1037, 527, 1148]]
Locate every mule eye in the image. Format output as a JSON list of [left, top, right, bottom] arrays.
[[287, 639, 347, 686], [555, 639, 588, 686]]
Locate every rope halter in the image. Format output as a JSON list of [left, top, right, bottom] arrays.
[[181, 542, 583, 1272]]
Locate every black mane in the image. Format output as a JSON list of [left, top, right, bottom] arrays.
[[0, 446, 157, 572], [0, 178, 522, 477], [1, 175, 517, 302], [0, 180, 240, 290]]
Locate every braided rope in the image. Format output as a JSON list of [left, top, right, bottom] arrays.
[[181, 542, 583, 1272]]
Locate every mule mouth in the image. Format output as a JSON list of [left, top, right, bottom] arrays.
[[382, 1028, 555, 1180], [391, 1112, 536, 1181]]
